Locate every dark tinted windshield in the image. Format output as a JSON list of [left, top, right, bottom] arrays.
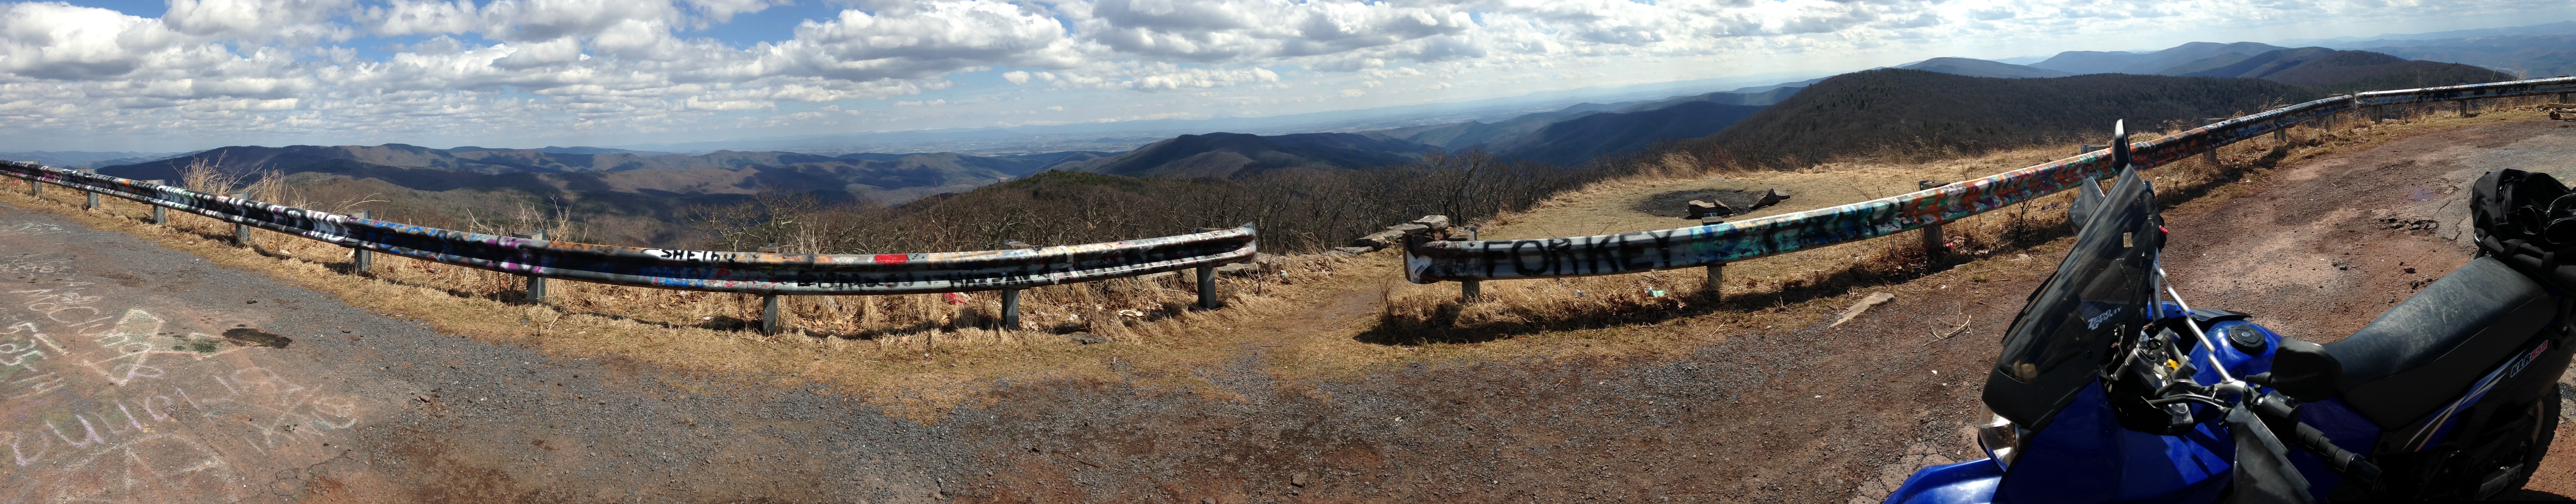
[[1995, 167, 2161, 383]]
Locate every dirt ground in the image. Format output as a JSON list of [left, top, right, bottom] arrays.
[[1, 116, 2572, 503]]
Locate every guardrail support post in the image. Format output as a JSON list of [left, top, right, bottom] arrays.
[[228, 191, 252, 246], [1461, 226, 1482, 302], [352, 210, 372, 273], [518, 229, 549, 303], [1704, 263, 1725, 300], [1196, 265, 1216, 309], [77, 170, 97, 210], [1919, 180, 1945, 256], [2202, 118, 2222, 167], [1188, 228, 1220, 309], [1002, 289, 1022, 329], [27, 176, 36, 197], [757, 243, 780, 335], [2460, 99, 2472, 117], [760, 294, 780, 335], [145, 180, 166, 224]]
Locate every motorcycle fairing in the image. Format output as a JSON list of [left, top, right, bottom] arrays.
[[1989, 384, 2234, 504], [1884, 459, 2003, 504]]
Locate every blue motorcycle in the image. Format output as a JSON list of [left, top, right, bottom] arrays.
[[1886, 122, 2570, 503]]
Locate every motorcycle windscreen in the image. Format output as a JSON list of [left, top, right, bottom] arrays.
[[1982, 167, 2164, 431]]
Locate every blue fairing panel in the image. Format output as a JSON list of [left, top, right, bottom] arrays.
[[1884, 459, 2001, 504], [1994, 384, 2234, 503]]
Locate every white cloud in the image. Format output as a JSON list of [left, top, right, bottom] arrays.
[[165, 0, 356, 42], [759, 0, 1084, 81], [0, 0, 2565, 150]]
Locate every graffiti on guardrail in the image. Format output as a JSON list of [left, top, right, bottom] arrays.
[[1405, 76, 2576, 284], [0, 163, 1257, 295]]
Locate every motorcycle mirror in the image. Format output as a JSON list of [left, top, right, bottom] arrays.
[[2111, 119, 2132, 170], [2067, 120, 2129, 228]]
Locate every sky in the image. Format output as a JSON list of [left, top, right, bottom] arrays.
[[1, 0, 2571, 152]]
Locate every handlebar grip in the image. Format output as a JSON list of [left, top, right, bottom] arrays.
[[2253, 391, 2381, 481], [2291, 421, 2380, 481]]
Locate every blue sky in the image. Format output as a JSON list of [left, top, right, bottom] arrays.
[[1, 0, 2571, 152]]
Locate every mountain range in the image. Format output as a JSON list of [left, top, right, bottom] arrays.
[[1900, 57, 2076, 78], [1469, 101, 1771, 166], [603, 71, 1832, 156], [2341, 35, 2576, 79], [99, 144, 1112, 203], [1389, 86, 1794, 144], [1060, 132, 1439, 179], [1701, 69, 2327, 168], [2184, 49, 2513, 91], [2031, 42, 2292, 75], [0, 150, 198, 169]]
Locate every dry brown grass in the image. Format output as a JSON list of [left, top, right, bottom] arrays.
[[0, 101, 2537, 420]]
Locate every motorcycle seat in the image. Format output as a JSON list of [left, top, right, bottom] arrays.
[[2320, 256, 2557, 428]]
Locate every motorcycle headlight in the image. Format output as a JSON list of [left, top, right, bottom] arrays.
[[1976, 408, 2028, 471]]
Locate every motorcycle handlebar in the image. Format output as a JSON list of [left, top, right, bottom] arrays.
[[2251, 392, 2382, 482]]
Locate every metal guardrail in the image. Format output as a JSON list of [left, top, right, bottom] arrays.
[[1403, 76, 2576, 286], [0, 162, 1257, 331]]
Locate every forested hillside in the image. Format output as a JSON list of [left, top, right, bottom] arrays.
[[2252, 50, 2518, 92], [1059, 132, 1440, 178], [1475, 101, 1768, 165], [1702, 69, 2323, 168]]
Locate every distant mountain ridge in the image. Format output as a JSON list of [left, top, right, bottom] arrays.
[[2032, 42, 2290, 75], [1471, 101, 1769, 166], [1702, 69, 2326, 168], [1, 150, 198, 169], [98, 144, 1116, 204], [1061, 132, 1441, 178], [2346, 34, 2576, 79], [2248, 50, 2517, 91], [1900, 57, 2076, 78], [1381, 84, 1803, 154], [2180, 47, 2340, 79]]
